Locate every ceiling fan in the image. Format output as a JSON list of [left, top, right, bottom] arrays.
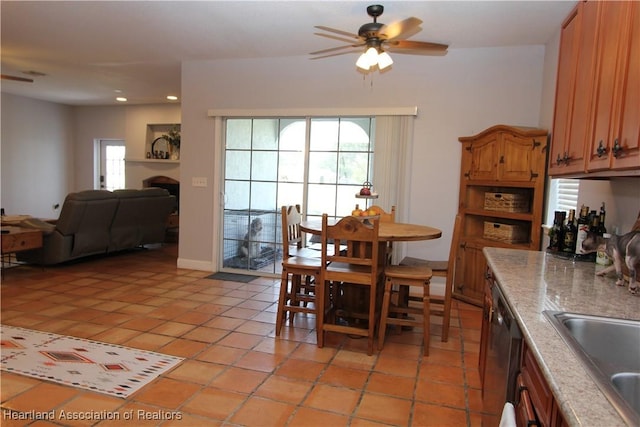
[[311, 4, 448, 72], [1, 74, 34, 83]]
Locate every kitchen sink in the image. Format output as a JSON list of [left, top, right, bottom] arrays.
[[544, 311, 640, 425]]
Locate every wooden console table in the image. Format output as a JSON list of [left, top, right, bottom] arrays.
[[1, 226, 43, 271]]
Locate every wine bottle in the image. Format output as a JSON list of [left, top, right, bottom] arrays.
[[574, 205, 590, 257], [597, 202, 607, 235], [562, 209, 577, 255], [548, 211, 565, 252]]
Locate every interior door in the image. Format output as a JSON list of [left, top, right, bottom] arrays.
[[99, 139, 126, 190]]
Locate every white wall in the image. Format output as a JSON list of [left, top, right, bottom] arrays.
[[1, 93, 74, 218], [178, 46, 547, 270]]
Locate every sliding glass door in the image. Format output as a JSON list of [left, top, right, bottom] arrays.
[[222, 117, 375, 275]]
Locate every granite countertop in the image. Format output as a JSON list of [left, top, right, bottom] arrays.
[[483, 247, 640, 427]]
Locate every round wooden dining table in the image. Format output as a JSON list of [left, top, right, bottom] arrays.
[[300, 219, 442, 242]]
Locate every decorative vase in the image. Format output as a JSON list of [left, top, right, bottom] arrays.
[[170, 145, 180, 160]]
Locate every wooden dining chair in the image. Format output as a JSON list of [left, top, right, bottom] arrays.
[[367, 205, 396, 222], [275, 205, 323, 340], [399, 213, 462, 342], [282, 204, 321, 259], [316, 214, 384, 355], [367, 205, 396, 263], [377, 263, 433, 355]]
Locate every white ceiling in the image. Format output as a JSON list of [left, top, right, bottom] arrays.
[[1, 0, 577, 106]]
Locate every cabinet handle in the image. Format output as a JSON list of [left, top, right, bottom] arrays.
[[612, 139, 623, 158], [499, 155, 505, 164], [596, 140, 608, 158], [563, 152, 571, 165], [556, 153, 563, 166]]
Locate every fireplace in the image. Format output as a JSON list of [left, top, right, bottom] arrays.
[[143, 176, 179, 213]]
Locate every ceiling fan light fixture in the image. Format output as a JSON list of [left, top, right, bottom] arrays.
[[377, 51, 393, 70], [365, 46, 379, 63], [356, 53, 371, 70]]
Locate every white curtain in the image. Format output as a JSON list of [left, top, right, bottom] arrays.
[[373, 115, 414, 220], [373, 115, 415, 262]]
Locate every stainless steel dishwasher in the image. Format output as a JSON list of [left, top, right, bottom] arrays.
[[482, 282, 523, 426]]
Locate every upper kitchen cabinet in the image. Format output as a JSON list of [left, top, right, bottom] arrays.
[[549, 1, 597, 176], [587, 1, 640, 173], [460, 125, 547, 182], [550, 1, 640, 177]]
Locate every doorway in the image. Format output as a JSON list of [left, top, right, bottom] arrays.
[[98, 139, 126, 191]]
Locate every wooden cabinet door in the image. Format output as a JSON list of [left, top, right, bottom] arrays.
[[549, 5, 582, 175], [610, 1, 640, 171], [565, 1, 599, 173], [452, 240, 485, 304], [588, 2, 628, 171], [478, 273, 493, 387], [499, 132, 545, 182], [465, 134, 499, 181]]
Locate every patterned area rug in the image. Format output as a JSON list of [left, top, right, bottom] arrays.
[[0, 325, 183, 398]]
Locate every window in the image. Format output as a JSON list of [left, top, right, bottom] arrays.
[[547, 178, 580, 221], [222, 117, 375, 274]]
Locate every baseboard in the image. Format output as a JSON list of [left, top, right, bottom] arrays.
[[177, 257, 214, 272]]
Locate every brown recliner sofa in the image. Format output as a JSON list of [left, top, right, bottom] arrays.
[[17, 188, 176, 265]]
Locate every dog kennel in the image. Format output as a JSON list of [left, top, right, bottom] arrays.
[[222, 209, 282, 271]]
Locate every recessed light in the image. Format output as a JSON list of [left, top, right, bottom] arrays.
[[116, 97, 127, 102], [167, 95, 178, 101]]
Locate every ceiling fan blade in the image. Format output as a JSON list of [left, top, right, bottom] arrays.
[[309, 49, 361, 60], [314, 25, 360, 40], [1, 74, 34, 83], [310, 43, 364, 55], [314, 32, 363, 45], [380, 17, 422, 40], [386, 40, 449, 55]]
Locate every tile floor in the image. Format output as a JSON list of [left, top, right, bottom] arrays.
[[1, 244, 484, 426]]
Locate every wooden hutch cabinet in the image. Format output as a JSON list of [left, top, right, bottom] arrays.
[[453, 125, 548, 305], [550, 0, 640, 177]]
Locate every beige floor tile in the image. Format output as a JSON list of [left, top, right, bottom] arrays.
[[303, 383, 361, 416], [209, 366, 269, 394], [216, 331, 264, 349], [230, 396, 296, 426], [132, 378, 201, 409], [234, 350, 285, 373], [196, 344, 247, 365], [319, 365, 370, 389], [2, 382, 81, 412], [254, 375, 313, 404], [288, 407, 350, 427], [412, 401, 468, 426], [149, 320, 195, 337], [0, 374, 40, 401], [374, 354, 419, 377], [158, 337, 209, 358], [366, 372, 416, 399], [355, 393, 412, 425], [275, 358, 326, 382], [165, 359, 225, 384]]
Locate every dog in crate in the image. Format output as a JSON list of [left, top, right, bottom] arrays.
[[239, 218, 263, 258]]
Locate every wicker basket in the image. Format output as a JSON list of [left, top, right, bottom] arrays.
[[483, 221, 528, 243], [484, 192, 529, 213]]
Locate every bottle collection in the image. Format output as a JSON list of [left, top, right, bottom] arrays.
[[548, 203, 607, 262]]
